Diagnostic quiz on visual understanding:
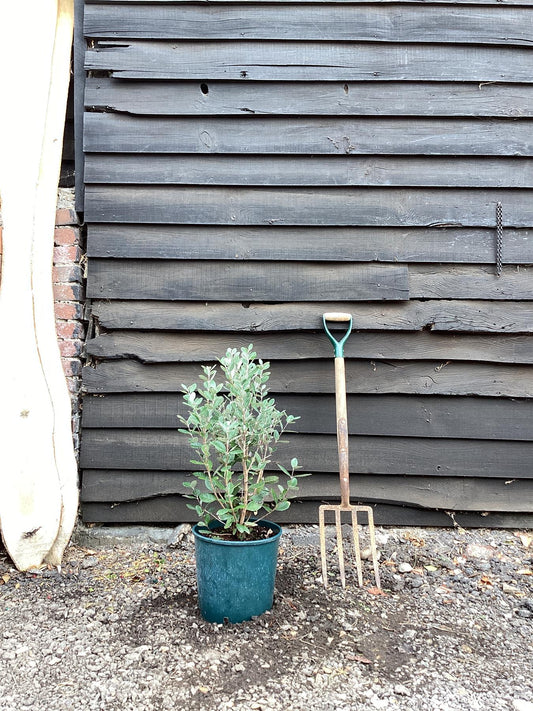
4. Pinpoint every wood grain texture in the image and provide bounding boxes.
[86,259,409,301]
[84,154,533,188]
[91,299,533,334]
[84,5,533,44]
[82,359,533,397]
[80,498,533,528]
[81,393,533,441]
[85,78,533,118]
[87,225,533,264]
[84,113,533,156]
[83,186,533,227]
[85,0,533,6]
[80,428,533,477]
[409,265,533,300]
[85,41,533,82]
[80,470,533,512]
[86,330,533,364]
